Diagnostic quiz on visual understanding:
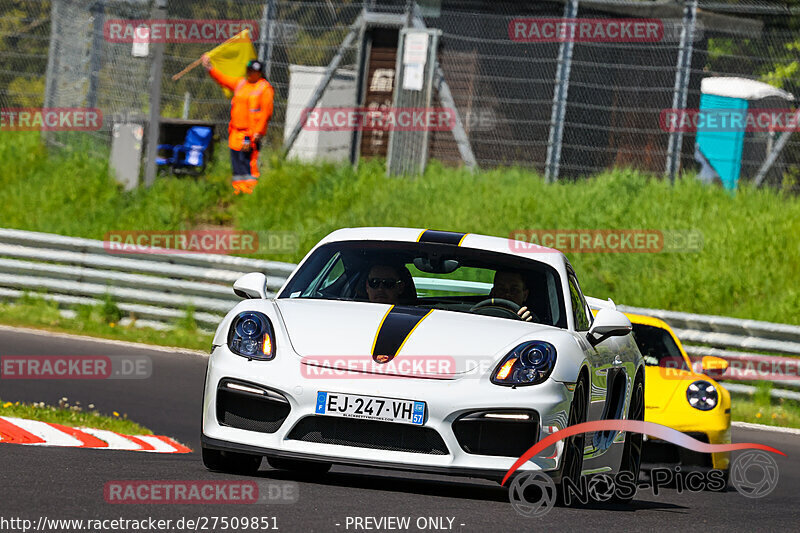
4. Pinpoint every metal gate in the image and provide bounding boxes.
[386,27,441,176]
